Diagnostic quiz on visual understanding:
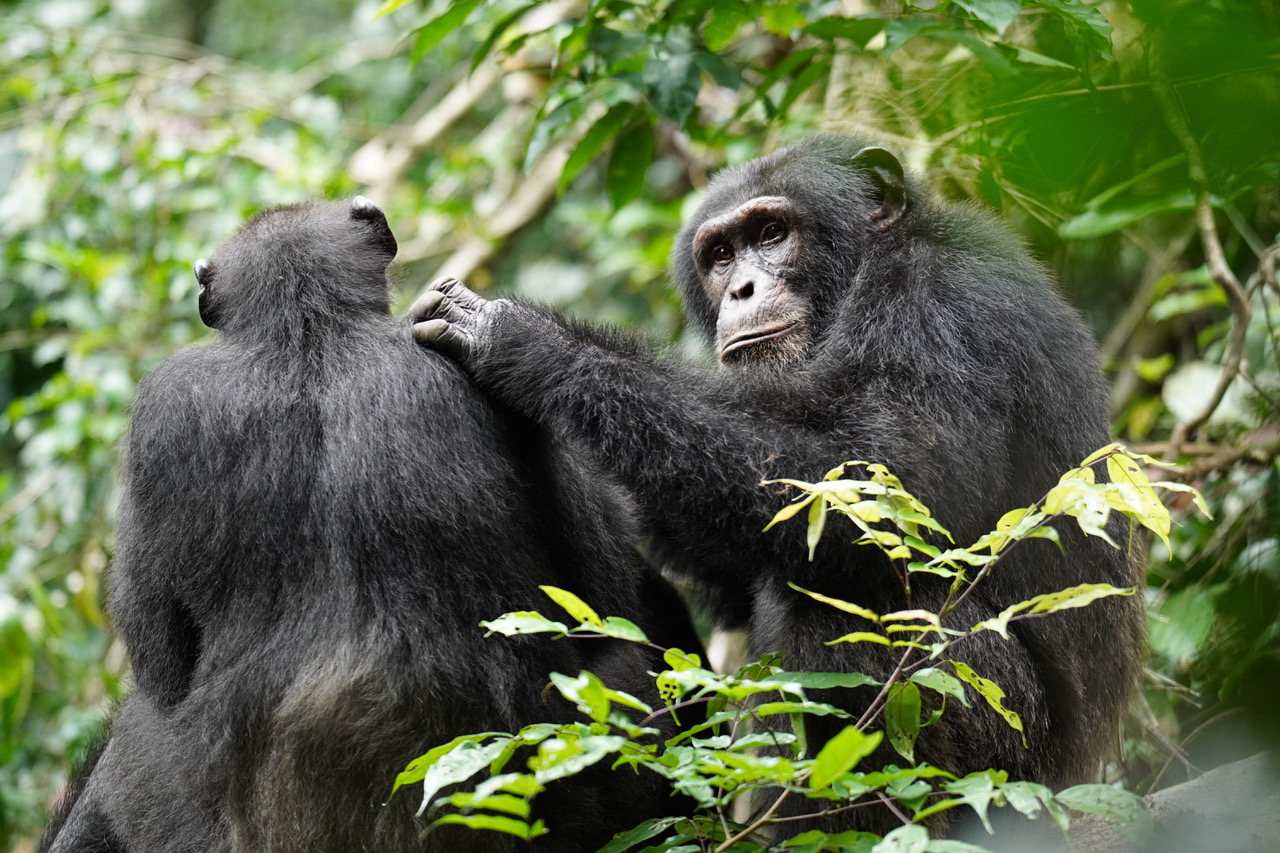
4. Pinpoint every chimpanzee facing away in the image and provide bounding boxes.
[410,135,1145,835]
[39,198,696,853]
